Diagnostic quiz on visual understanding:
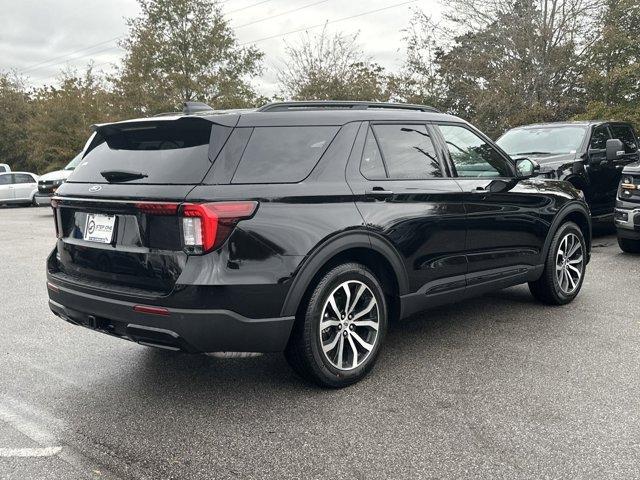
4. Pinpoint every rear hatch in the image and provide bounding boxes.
[50,116,233,295]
